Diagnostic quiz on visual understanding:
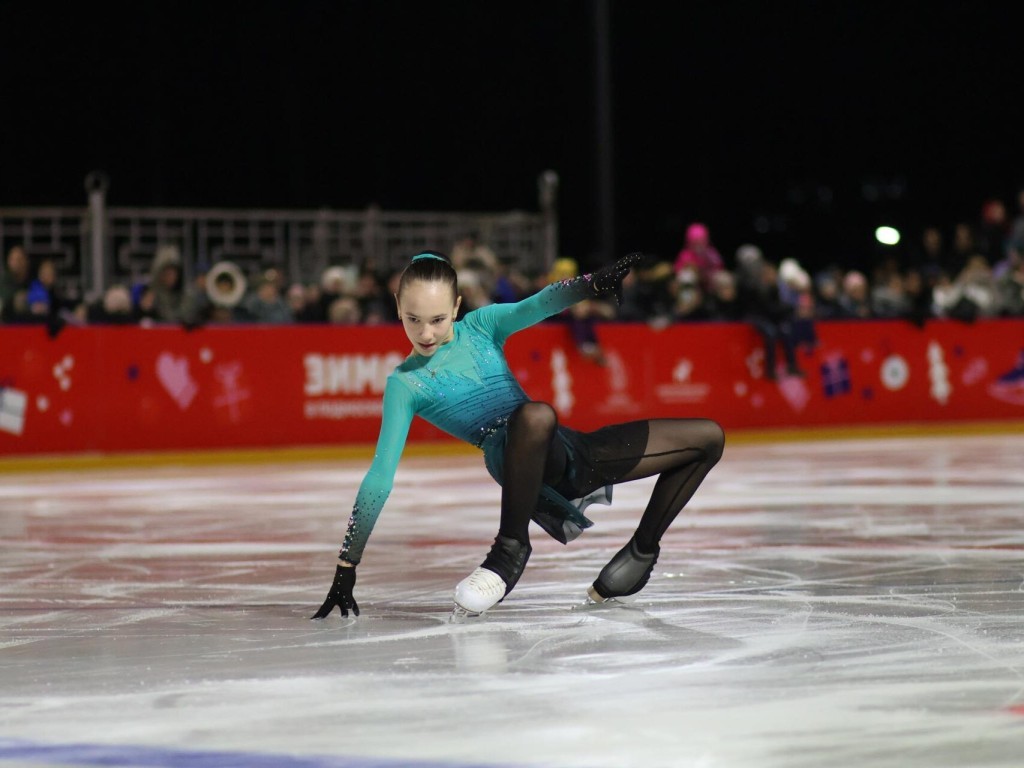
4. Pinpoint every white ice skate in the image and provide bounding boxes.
[451,534,531,620]
[452,567,506,618]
